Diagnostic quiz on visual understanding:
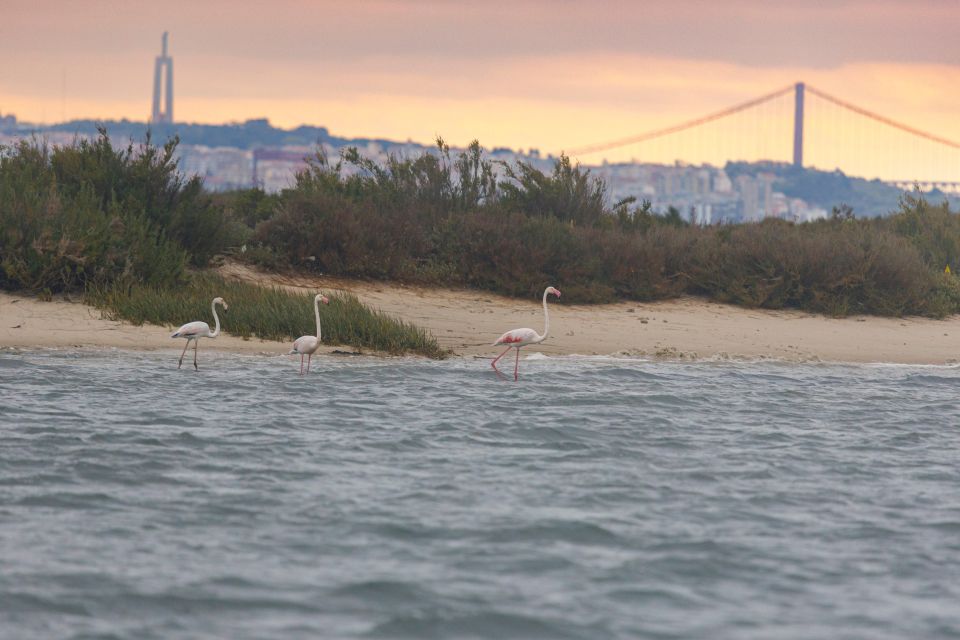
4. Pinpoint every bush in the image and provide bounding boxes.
[211,187,280,229]
[243,142,960,318]
[684,219,940,315]
[254,189,429,279]
[0,131,242,293]
[885,193,960,272]
[498,154,610,225]
[10,129,960,320]
[0,139,188,291]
